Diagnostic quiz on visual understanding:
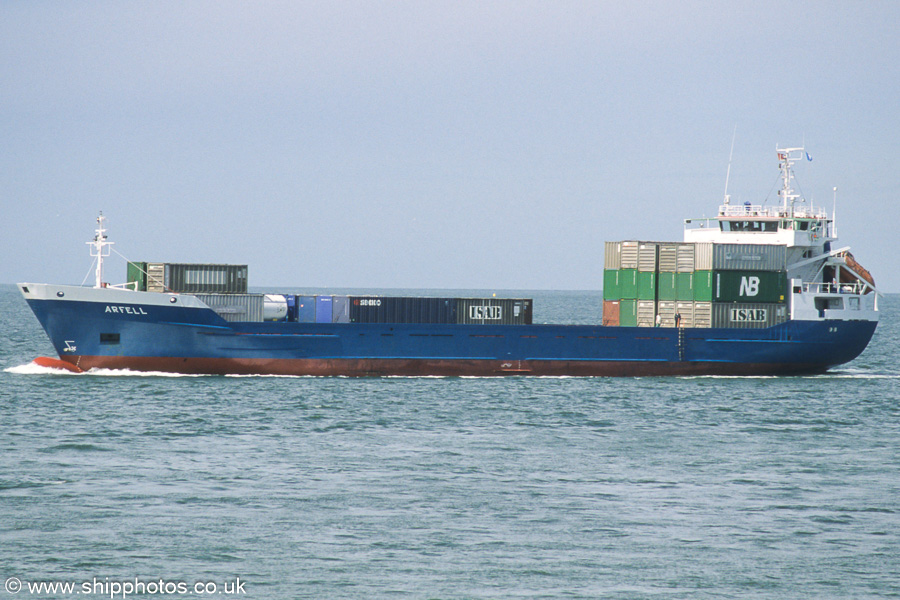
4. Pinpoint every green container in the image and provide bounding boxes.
[658,272,676,301]
[675,272,694,301]
[126,261,147,291]
[707,270,787,303]
[619,299,638,327]
[693,270,713,302]
[637,271,657,300]
[603,269,620,301]
[619,269,638,300]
